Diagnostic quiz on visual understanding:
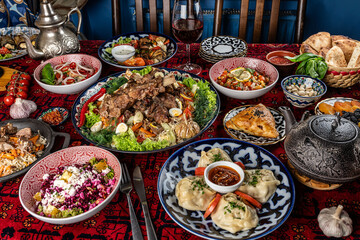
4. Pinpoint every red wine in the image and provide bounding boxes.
[172,19,203,44]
